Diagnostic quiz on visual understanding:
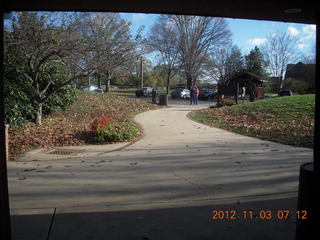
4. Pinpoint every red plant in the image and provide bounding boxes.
[91,118,112,132]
